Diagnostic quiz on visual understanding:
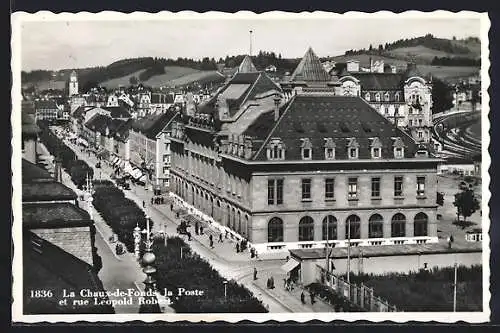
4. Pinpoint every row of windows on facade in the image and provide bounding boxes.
[267,176,426,204]
[267,213,429,242]
[267,140,406,161]
[364,92,423,103]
